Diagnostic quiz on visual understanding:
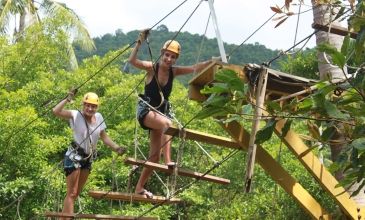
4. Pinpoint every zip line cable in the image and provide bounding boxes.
[2,0,189,151]
[4,1,328,218]
[78,3,354,219]
[2,28,60,90]
[0,160,64,215]
[1,1,190,216]
[136,147,242,219]
[27,155,123,220]
[268,7,351,65]
[227,8,280,57]
[8,1,210,218]
[84,6,352,217]
[290,2,302,75]
[126,1,206,189]
[149,0,188,30]
[74,0,203,151]
[228,6,313,58]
